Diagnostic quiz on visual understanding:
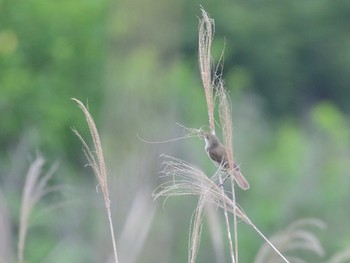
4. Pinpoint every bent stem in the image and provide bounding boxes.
[72,98,119,263]
[251,224,290,263]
